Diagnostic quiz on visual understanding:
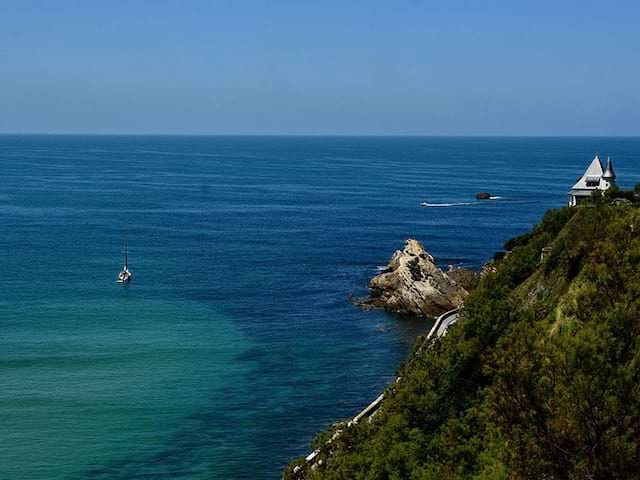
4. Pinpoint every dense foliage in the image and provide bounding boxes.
[286,202,640,480]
